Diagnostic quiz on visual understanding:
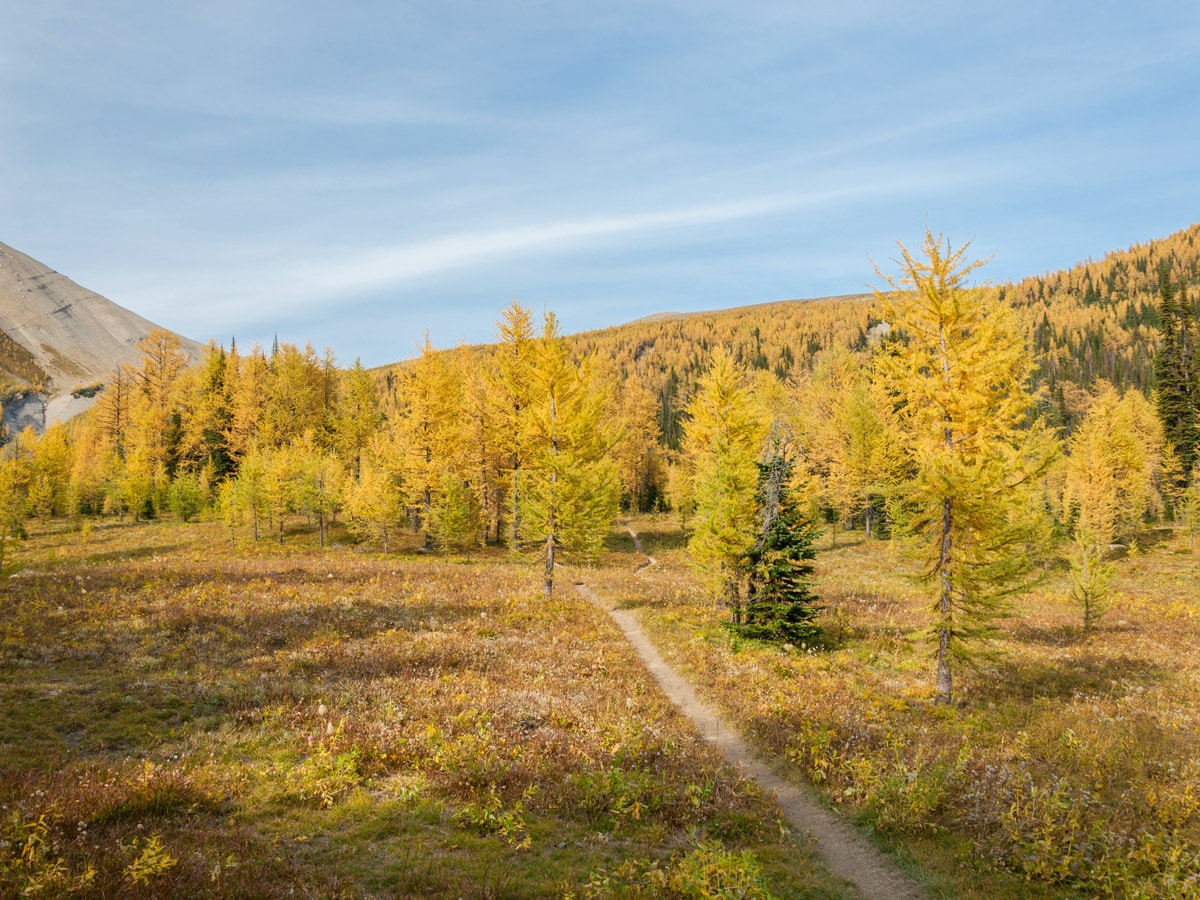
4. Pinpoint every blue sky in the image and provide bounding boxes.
[2,1,1199,365]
